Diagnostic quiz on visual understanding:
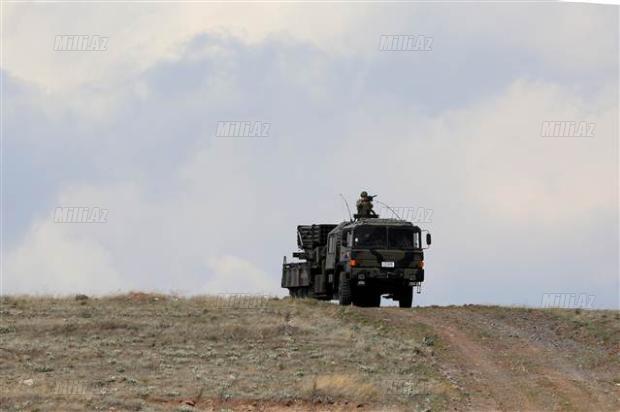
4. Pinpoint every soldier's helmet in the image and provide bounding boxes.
[360,191,368,198]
